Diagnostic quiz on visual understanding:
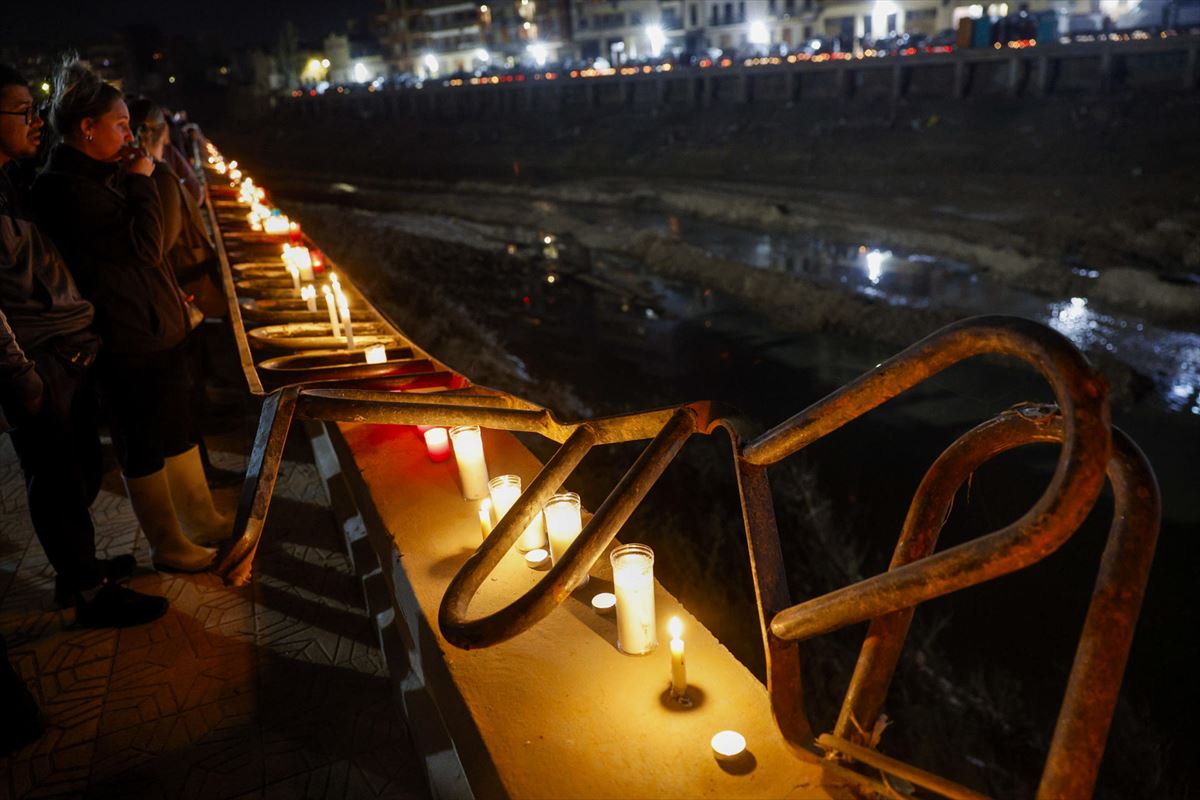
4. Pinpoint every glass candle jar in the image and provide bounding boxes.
[543,492,582,564]
[423,428,451,462]
[450,425,490,500]
[610,543,657,655]
[488,474,546,552]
